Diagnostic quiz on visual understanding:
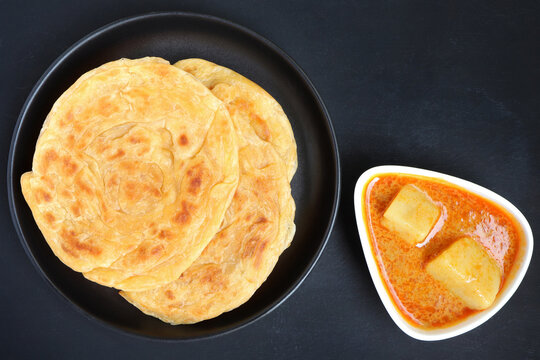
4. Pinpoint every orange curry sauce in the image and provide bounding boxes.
[363,174,521,328]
